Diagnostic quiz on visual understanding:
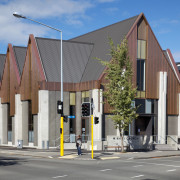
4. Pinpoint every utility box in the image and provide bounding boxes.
[17,140,23,149]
